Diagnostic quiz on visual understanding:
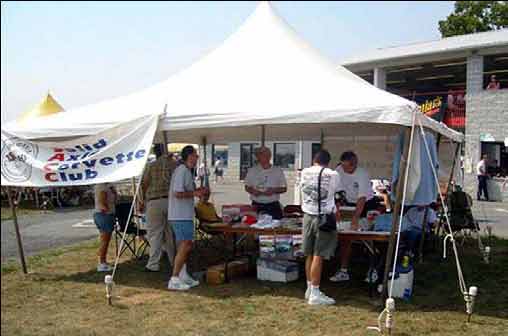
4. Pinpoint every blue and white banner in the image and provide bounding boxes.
[1,115,158,187]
